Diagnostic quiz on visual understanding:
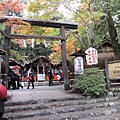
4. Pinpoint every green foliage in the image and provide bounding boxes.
[90,0,120,42]
[24,42,52,60]
[33,43,52,56]
[28,51,35,60]
[73,67,107,97]
[27,0,62,20]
